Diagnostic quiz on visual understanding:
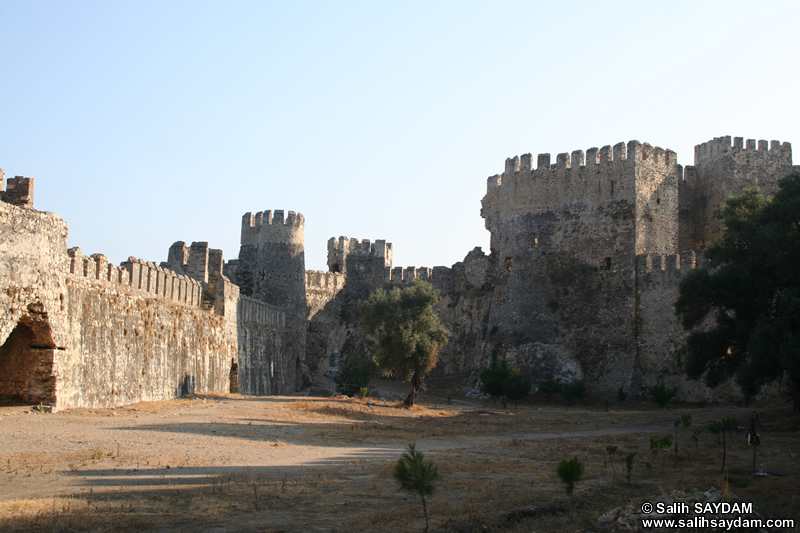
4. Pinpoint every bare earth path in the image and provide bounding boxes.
[1,394,797,532]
